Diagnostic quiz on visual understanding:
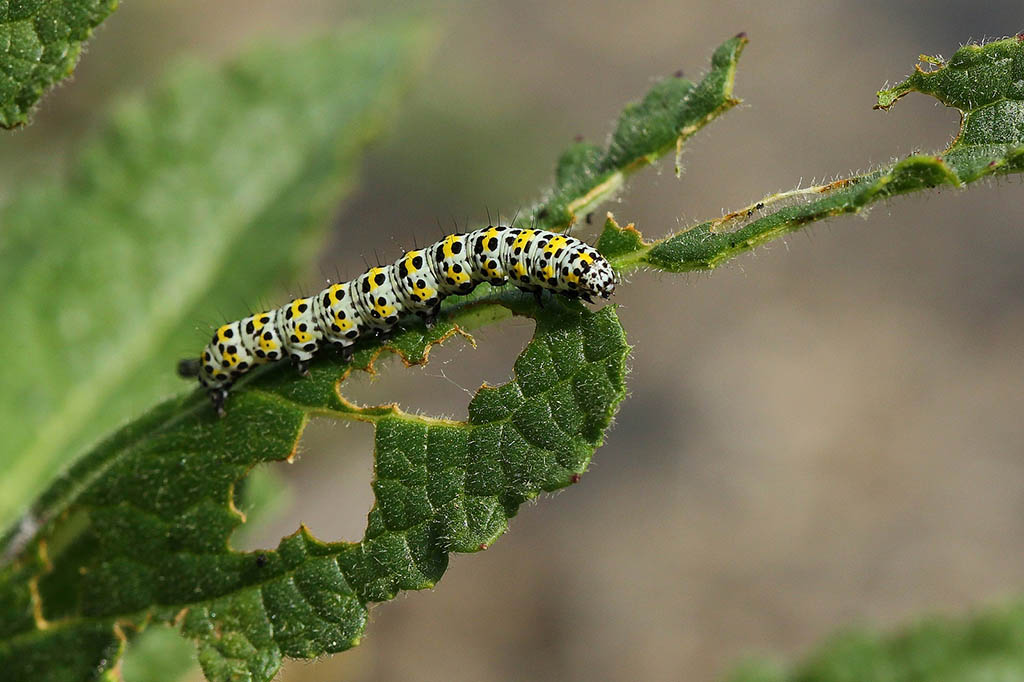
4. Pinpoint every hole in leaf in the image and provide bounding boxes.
[338,318,534,420]
[230,419,376,549]
[230,312,535,549]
